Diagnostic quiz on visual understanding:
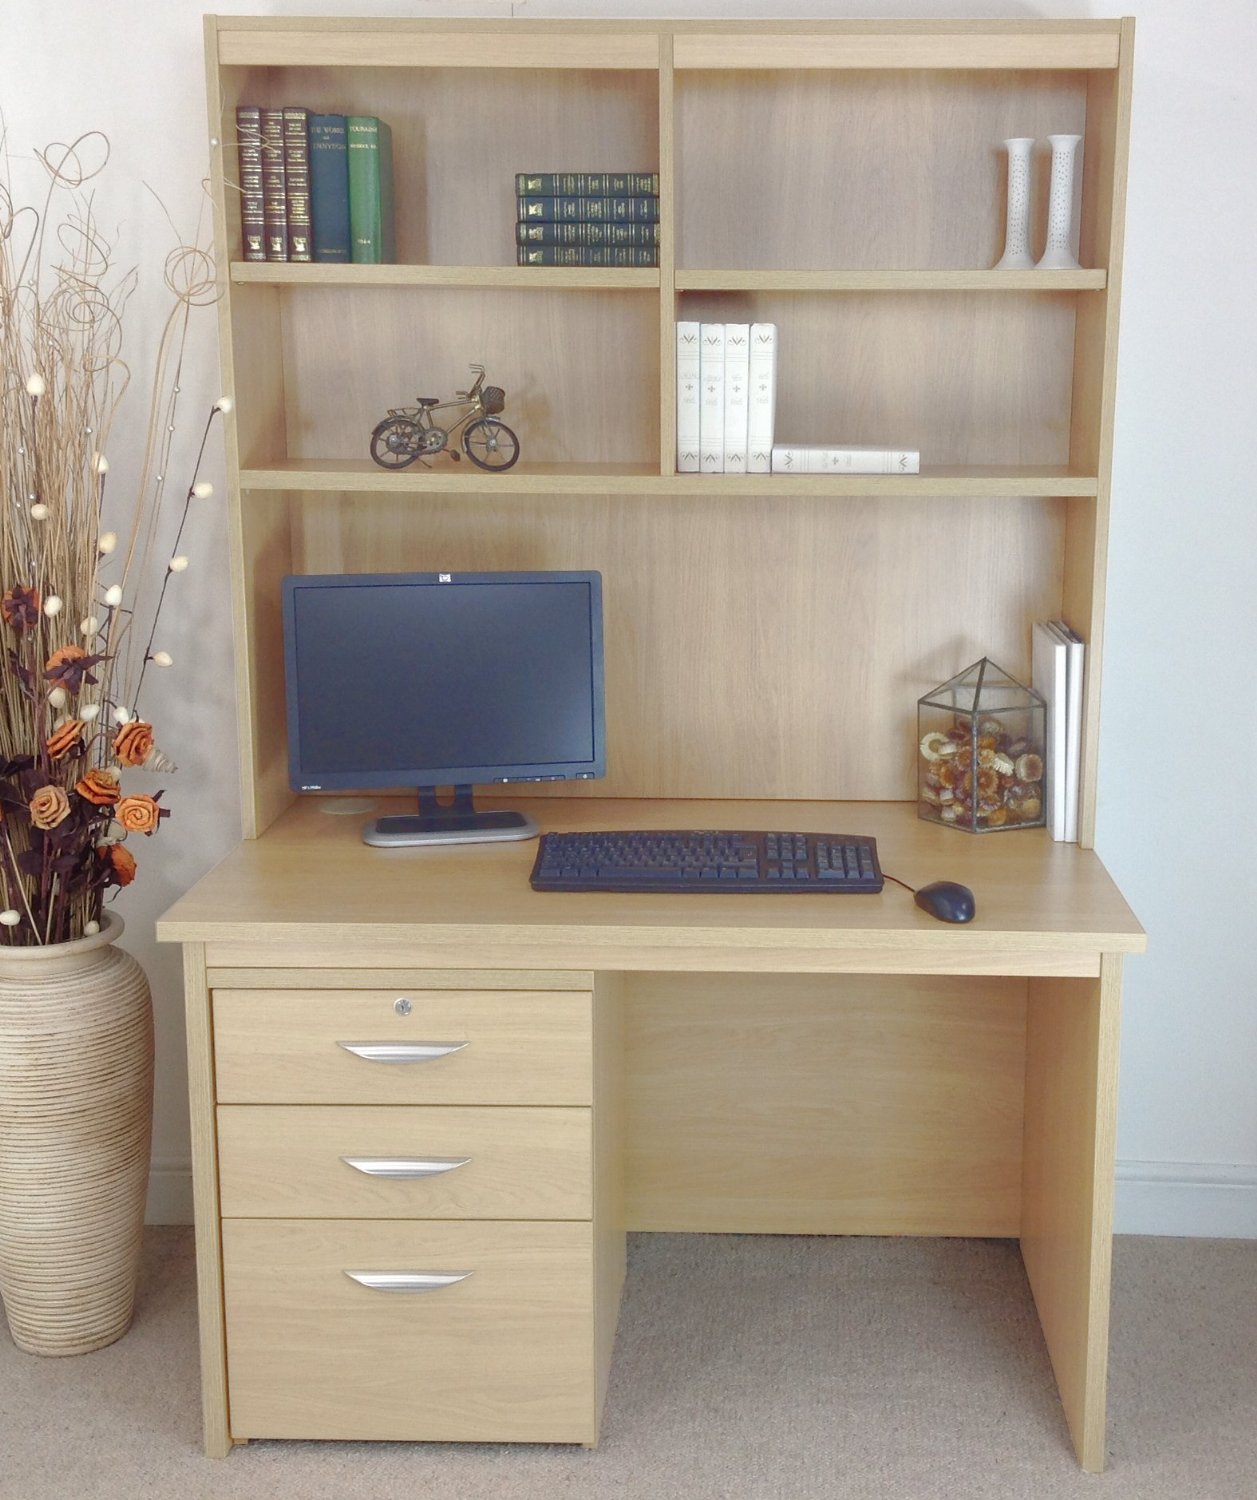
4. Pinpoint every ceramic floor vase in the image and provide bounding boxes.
[0,913,153,1355]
